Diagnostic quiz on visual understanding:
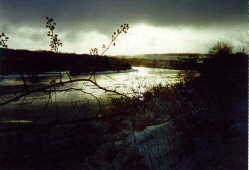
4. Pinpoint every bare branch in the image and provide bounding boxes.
[89,24,129,56]
[0,78,128,106]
